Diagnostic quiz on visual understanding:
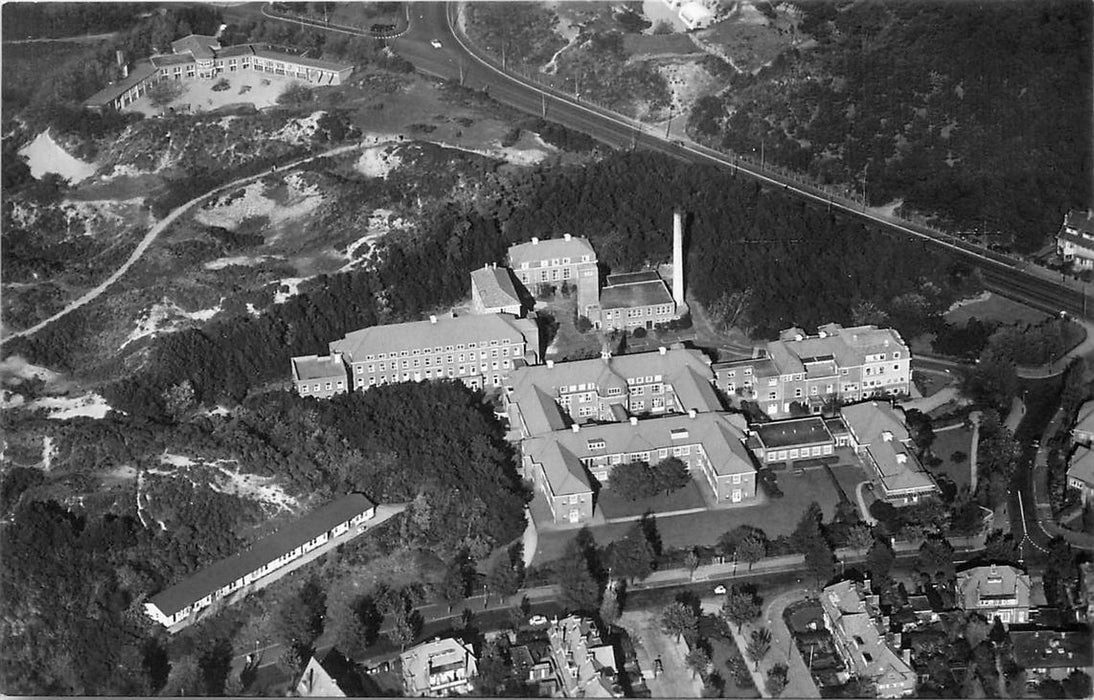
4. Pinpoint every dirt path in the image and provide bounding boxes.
[1,142,365,344]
